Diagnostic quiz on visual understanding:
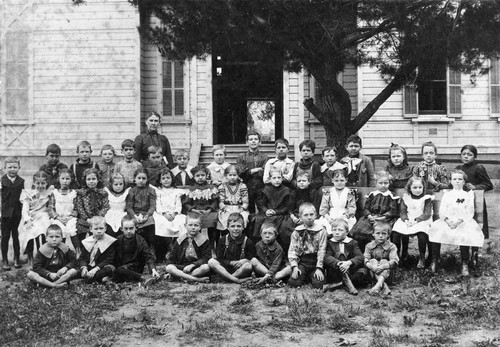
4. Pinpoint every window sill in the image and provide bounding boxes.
[411,116,455,123]
[163,119,192,125]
